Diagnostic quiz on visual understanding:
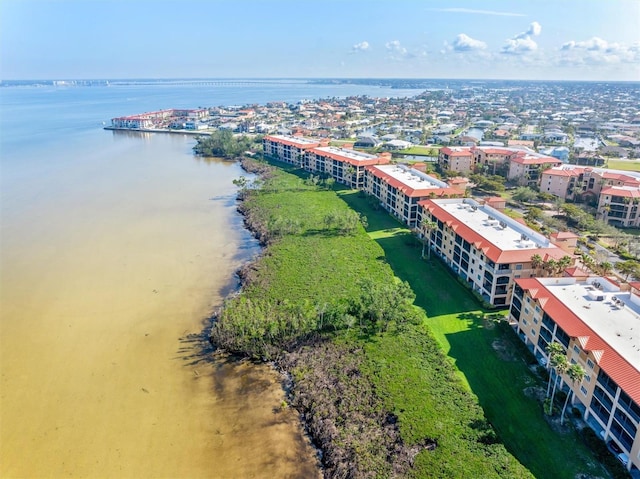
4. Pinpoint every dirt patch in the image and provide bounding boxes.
[482,318,496,330]
[491,338,518,361]
[523,386,546,402]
